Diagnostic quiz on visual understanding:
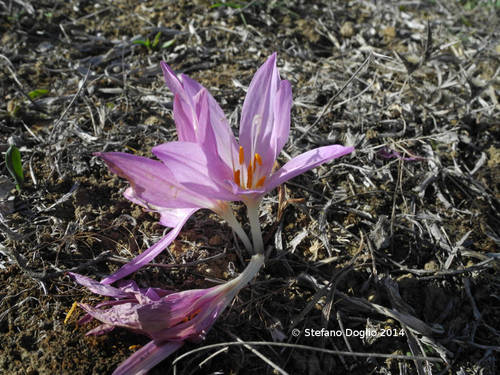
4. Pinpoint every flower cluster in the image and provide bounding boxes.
[69,53,353,374]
